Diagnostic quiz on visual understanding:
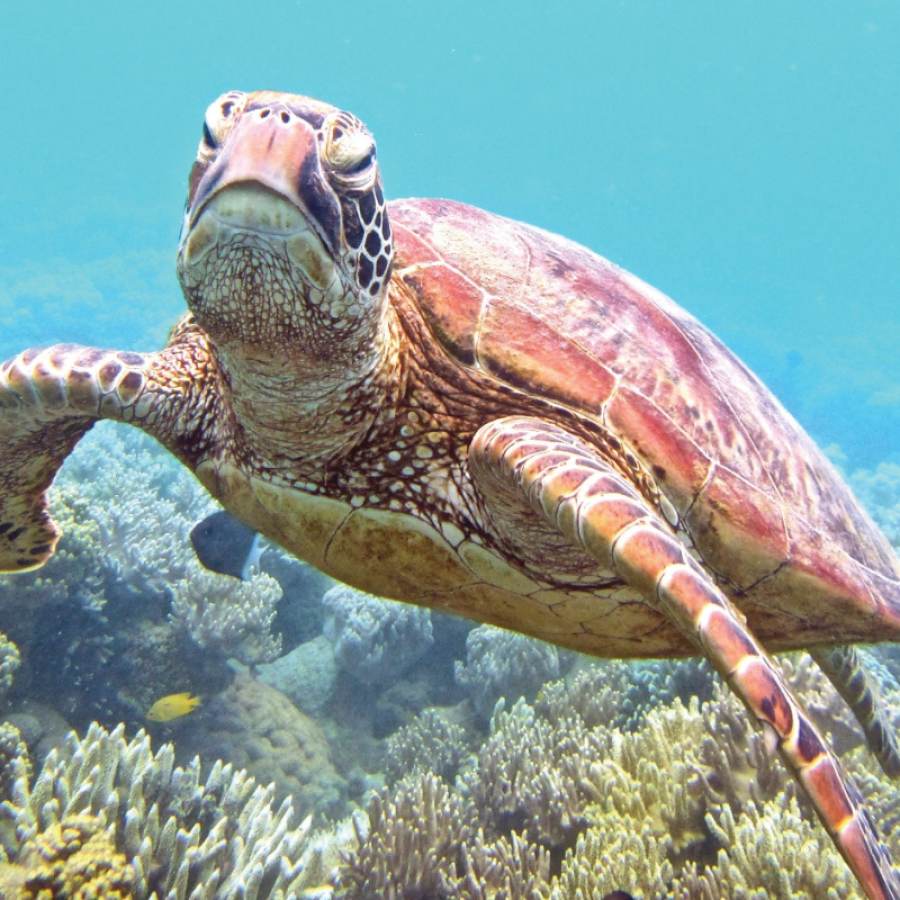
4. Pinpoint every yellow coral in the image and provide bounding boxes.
[16,813,134,900]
